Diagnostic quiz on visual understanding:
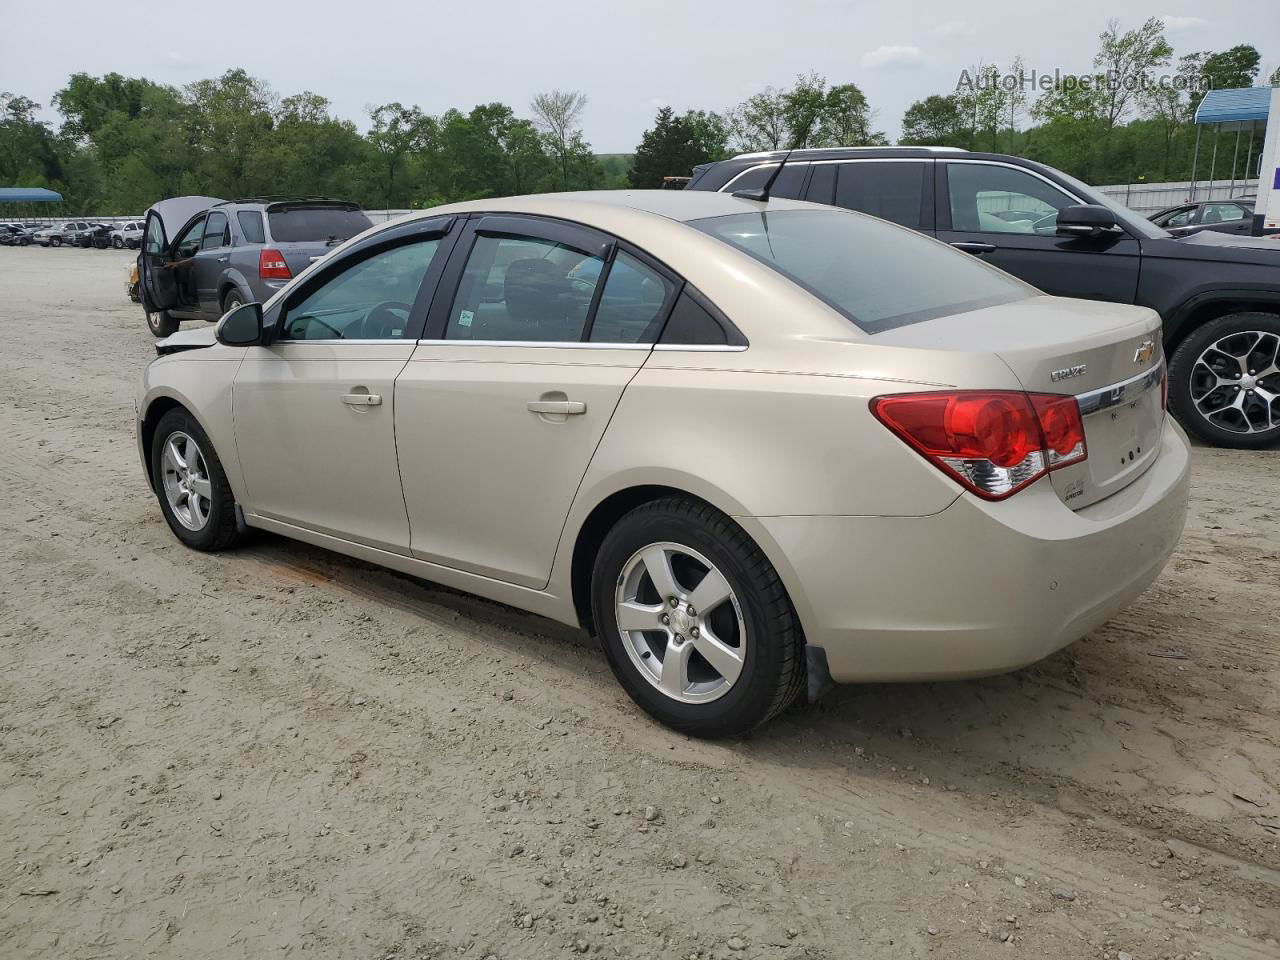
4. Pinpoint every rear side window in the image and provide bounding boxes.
[690,209,1030,333]
[267,206,371,243]
[723,164,806,199]
[588,252,674,344]
[834,162,925,229]
[659,291,734,346]
[806,164,837,205]
[237,211,265,244]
